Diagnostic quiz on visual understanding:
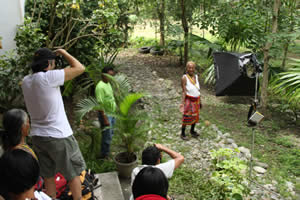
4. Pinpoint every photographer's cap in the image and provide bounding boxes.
[33,48,56,61]
[31,48,56,73]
